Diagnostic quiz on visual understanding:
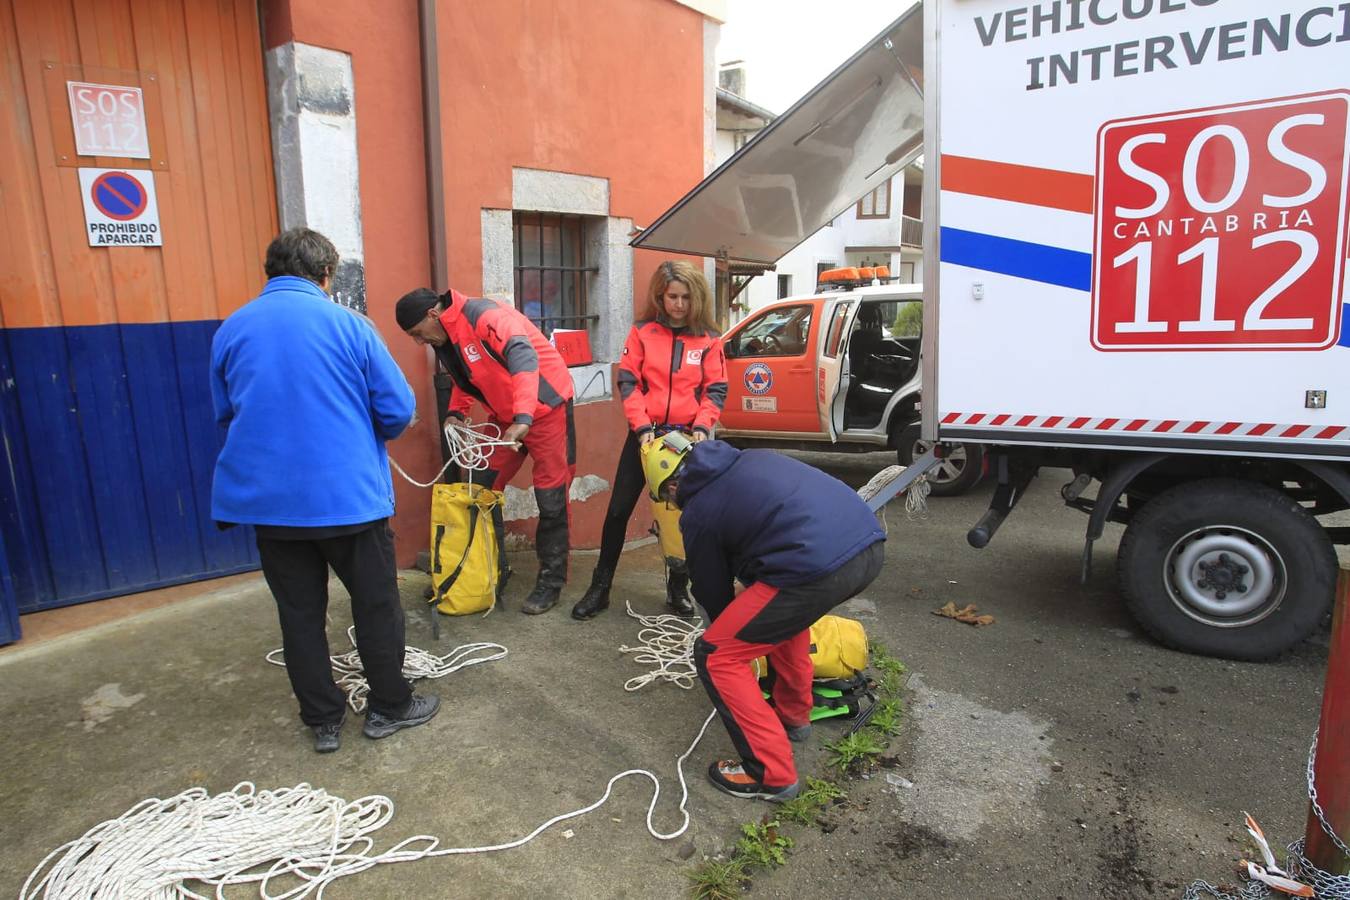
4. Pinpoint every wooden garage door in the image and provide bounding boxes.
[0,0,277,621]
